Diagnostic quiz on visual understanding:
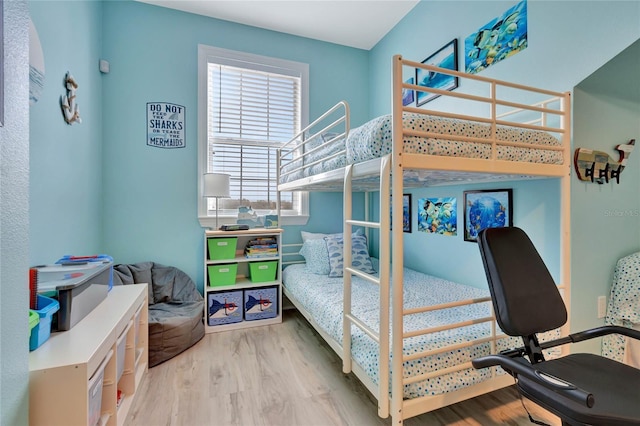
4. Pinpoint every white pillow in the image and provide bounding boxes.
[301,228,363,243]
[301,231,329,242]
